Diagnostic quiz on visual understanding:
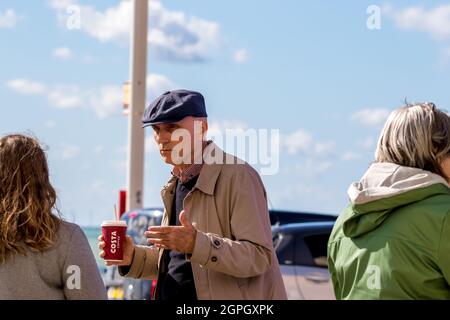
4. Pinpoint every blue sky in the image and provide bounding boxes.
[1,0,450,226]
